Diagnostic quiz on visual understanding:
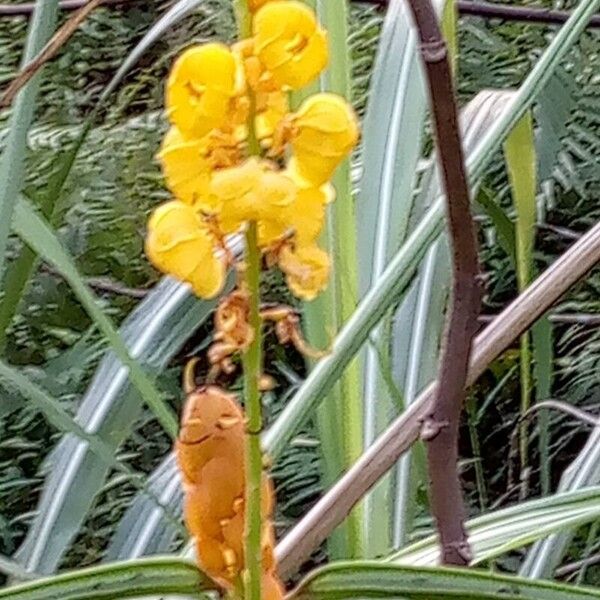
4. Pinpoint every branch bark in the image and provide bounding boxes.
[358,0,600,29]
[404,0,480,567]
[0,0,129,17]
[276,219,600,578]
